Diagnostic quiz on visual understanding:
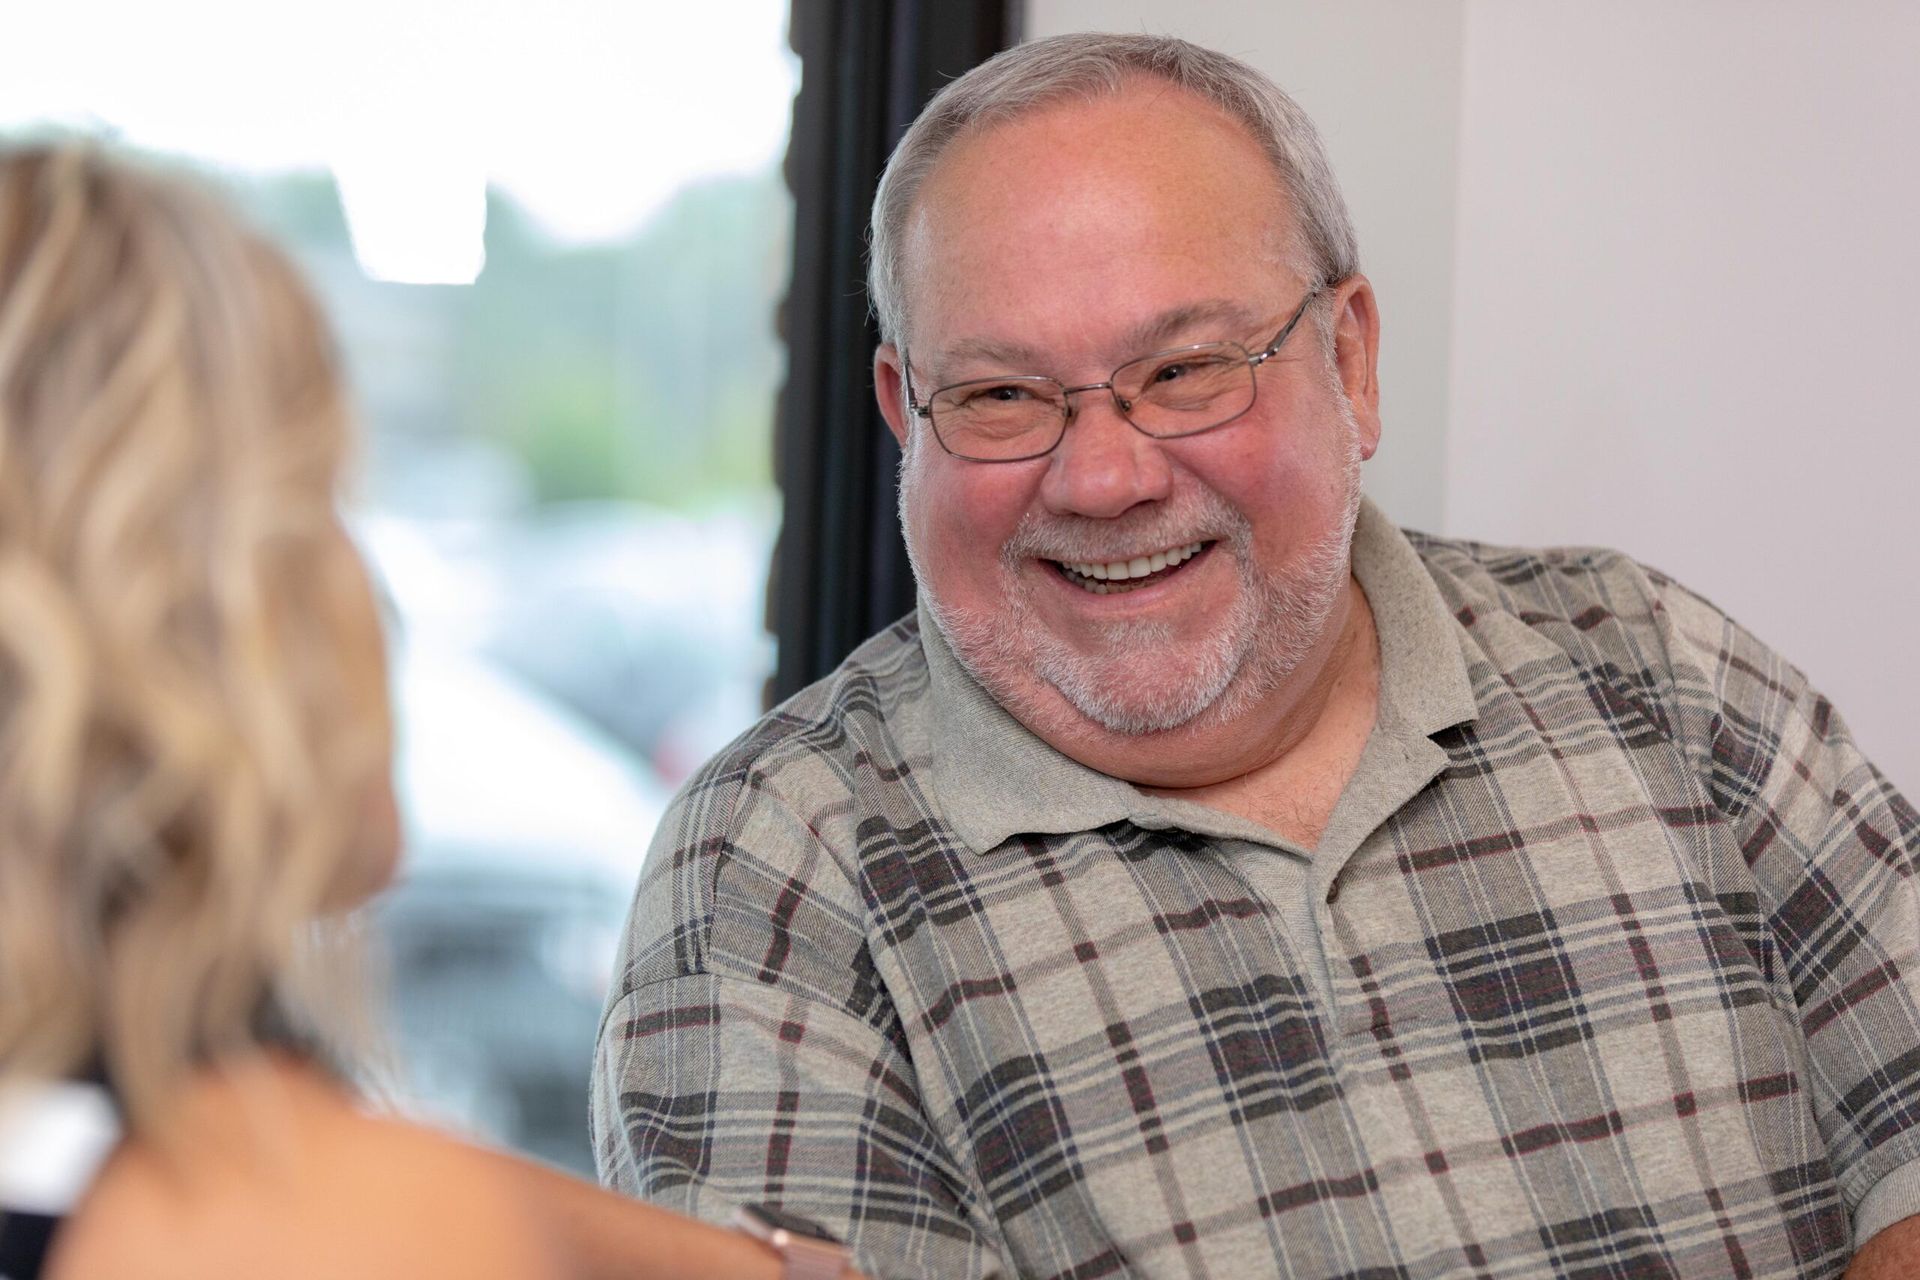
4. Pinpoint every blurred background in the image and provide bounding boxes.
[2,0,795,1173]
[3,0,1914,1179]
